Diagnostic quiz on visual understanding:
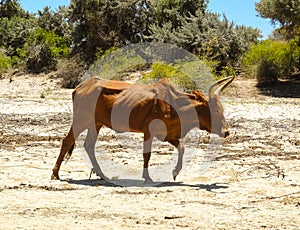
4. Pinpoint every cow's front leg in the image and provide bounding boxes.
[169,139,185,181]
[142,136,154,183]
[84,126,108,180]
